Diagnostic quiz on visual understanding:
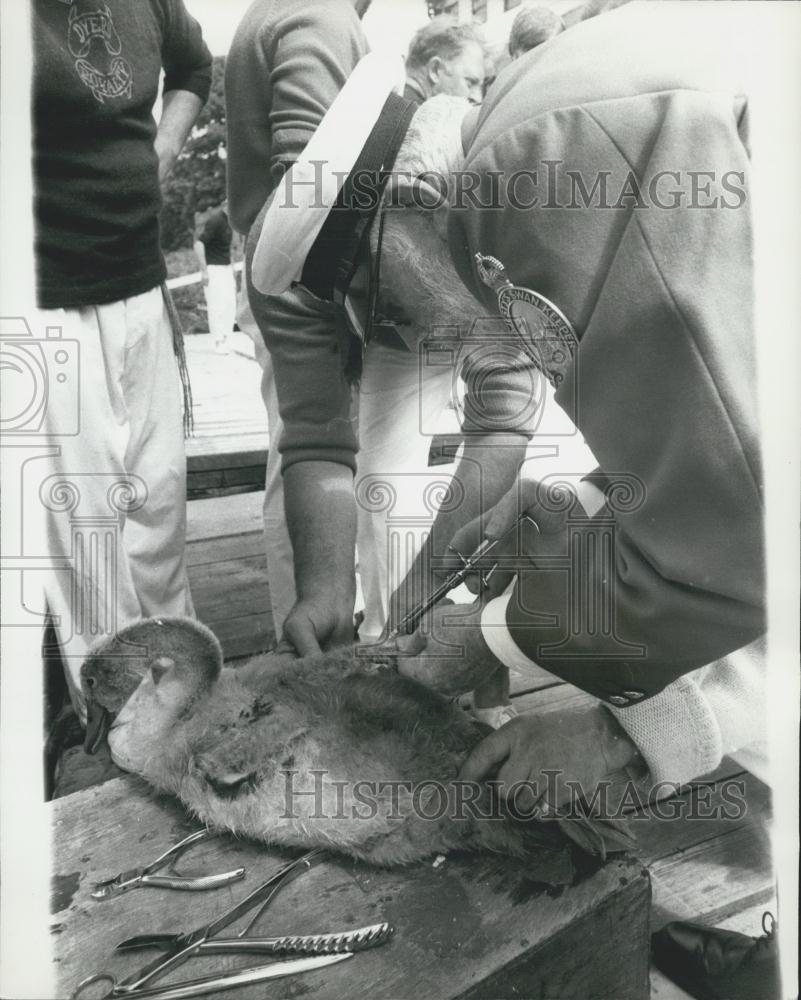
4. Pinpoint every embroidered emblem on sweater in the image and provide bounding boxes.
[475,253,578,388]
[67,4,132,103]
